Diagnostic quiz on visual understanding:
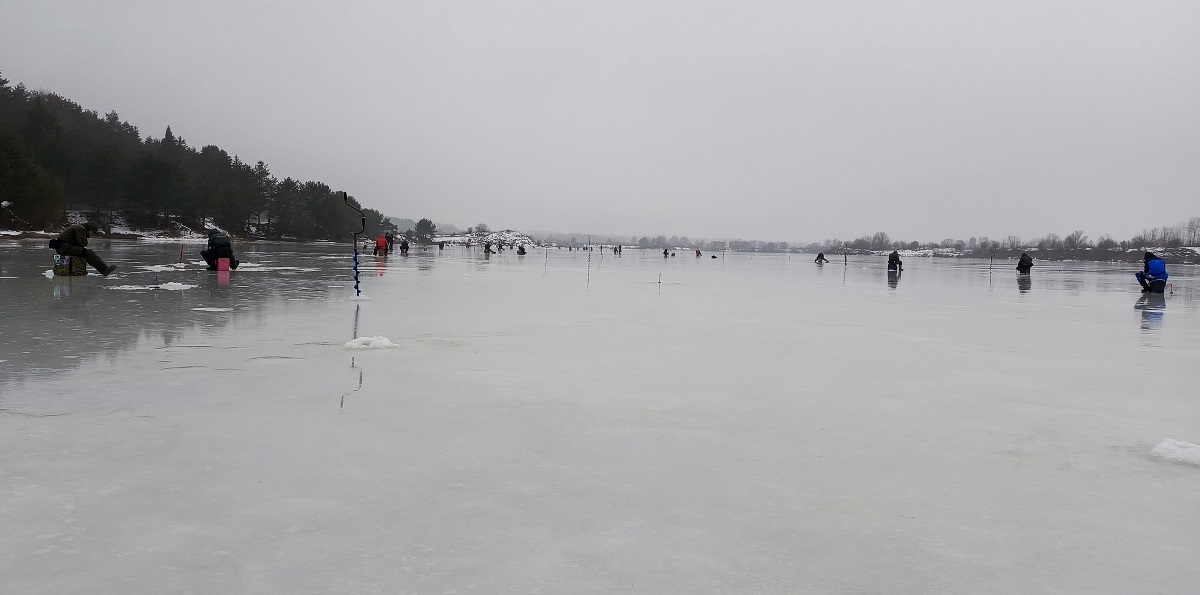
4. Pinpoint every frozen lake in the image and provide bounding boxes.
[2,239,1199,594]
